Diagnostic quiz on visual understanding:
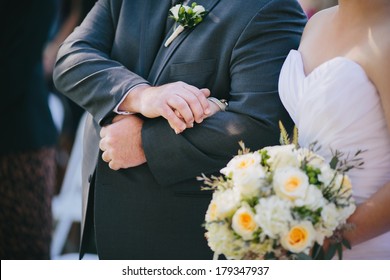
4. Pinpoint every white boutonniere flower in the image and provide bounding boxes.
[164,2,207,47]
